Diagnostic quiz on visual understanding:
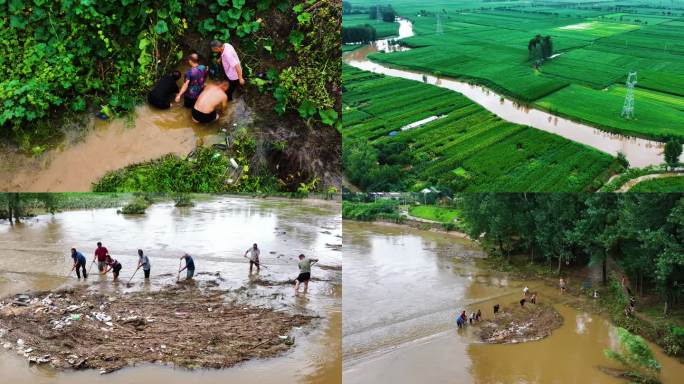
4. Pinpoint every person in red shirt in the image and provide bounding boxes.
[93,242,109,272]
